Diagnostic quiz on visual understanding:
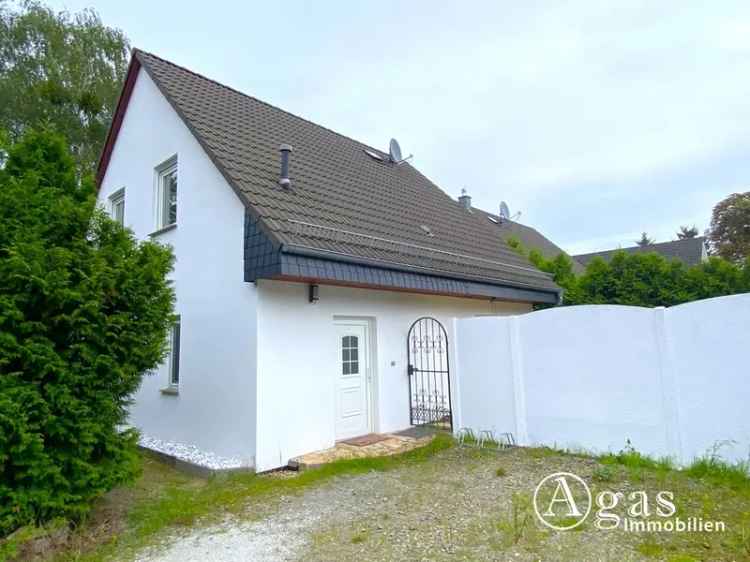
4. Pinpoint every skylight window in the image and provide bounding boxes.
[363,149,384,162]
[488,216,499,224]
